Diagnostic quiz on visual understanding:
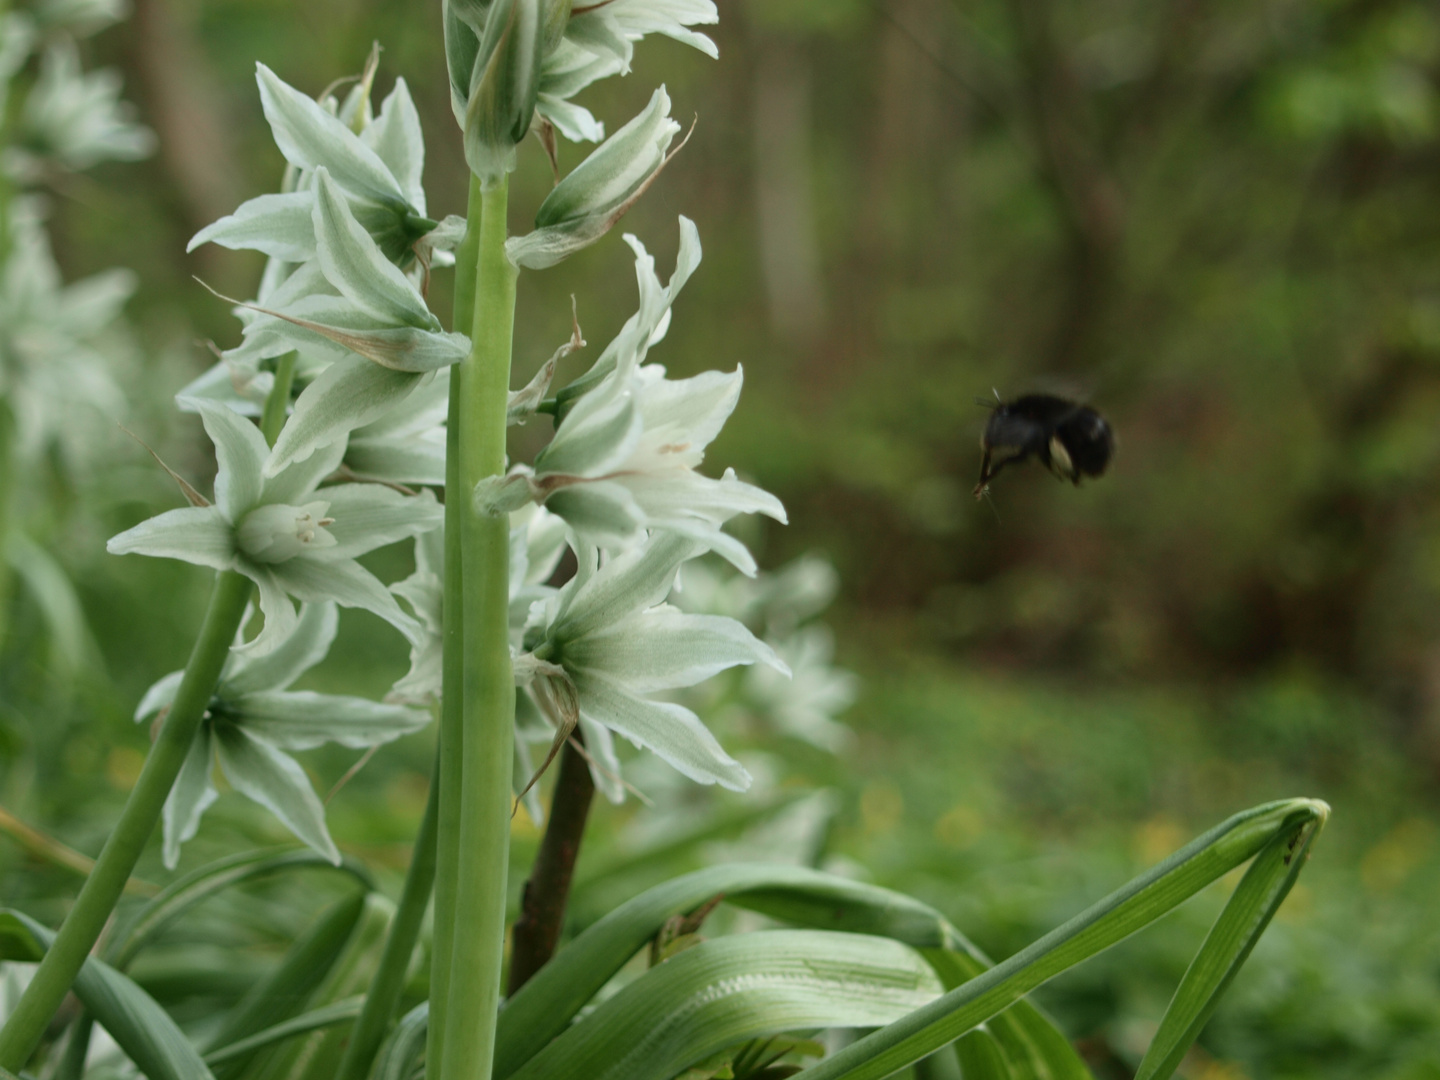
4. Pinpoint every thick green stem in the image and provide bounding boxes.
[439,176,516,1080]
[0,569,252,1071]
[260,352,298,447]
[333,753,441,1080]
[428,173,482,1079]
